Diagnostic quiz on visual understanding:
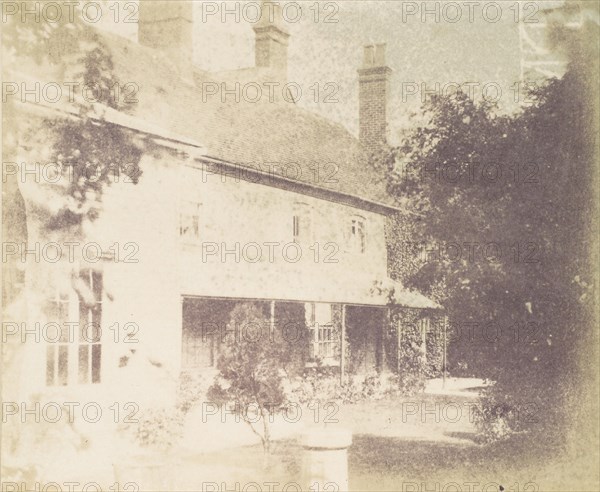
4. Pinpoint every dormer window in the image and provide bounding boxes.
[293,202,313,244]
[180,201,201,241]
[348,215,367,253]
